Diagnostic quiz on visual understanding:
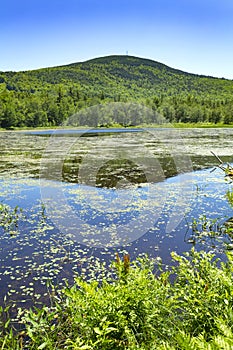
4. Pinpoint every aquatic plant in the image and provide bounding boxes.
[0,203,22,235]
